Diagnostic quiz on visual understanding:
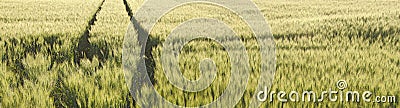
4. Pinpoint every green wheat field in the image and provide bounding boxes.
[0,0,399,107]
